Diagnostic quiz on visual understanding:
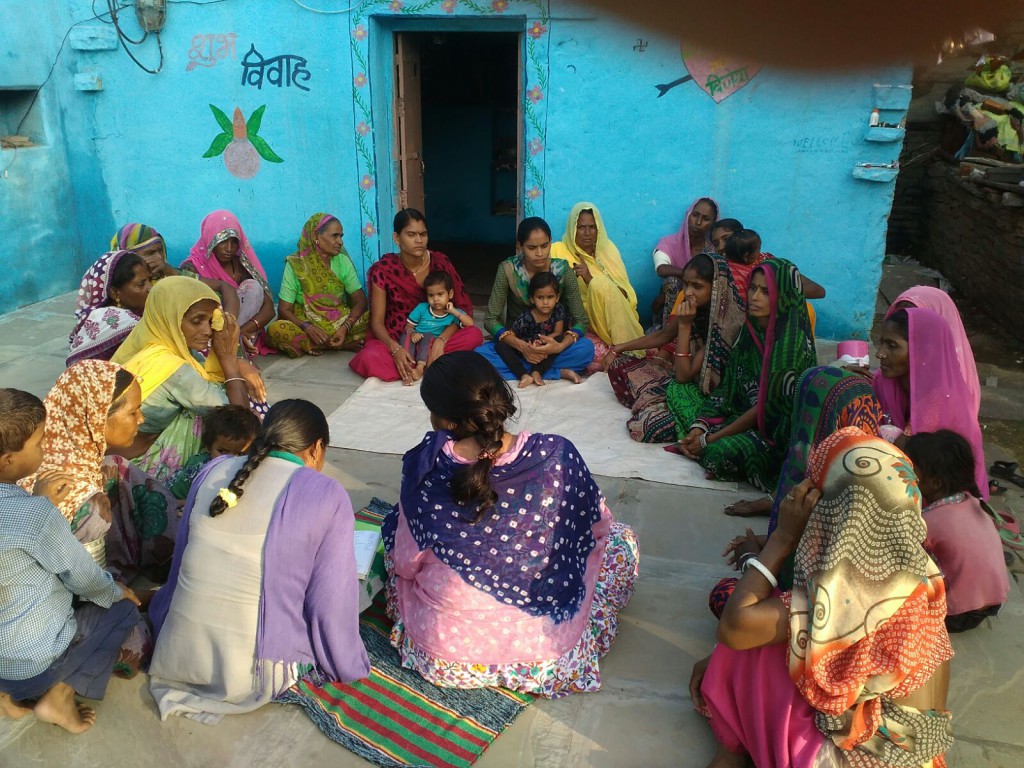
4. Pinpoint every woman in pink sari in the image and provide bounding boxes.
[874,307,989,499]
[886,286,980,414]
[180,211,276,356]
[651,197,718,327]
